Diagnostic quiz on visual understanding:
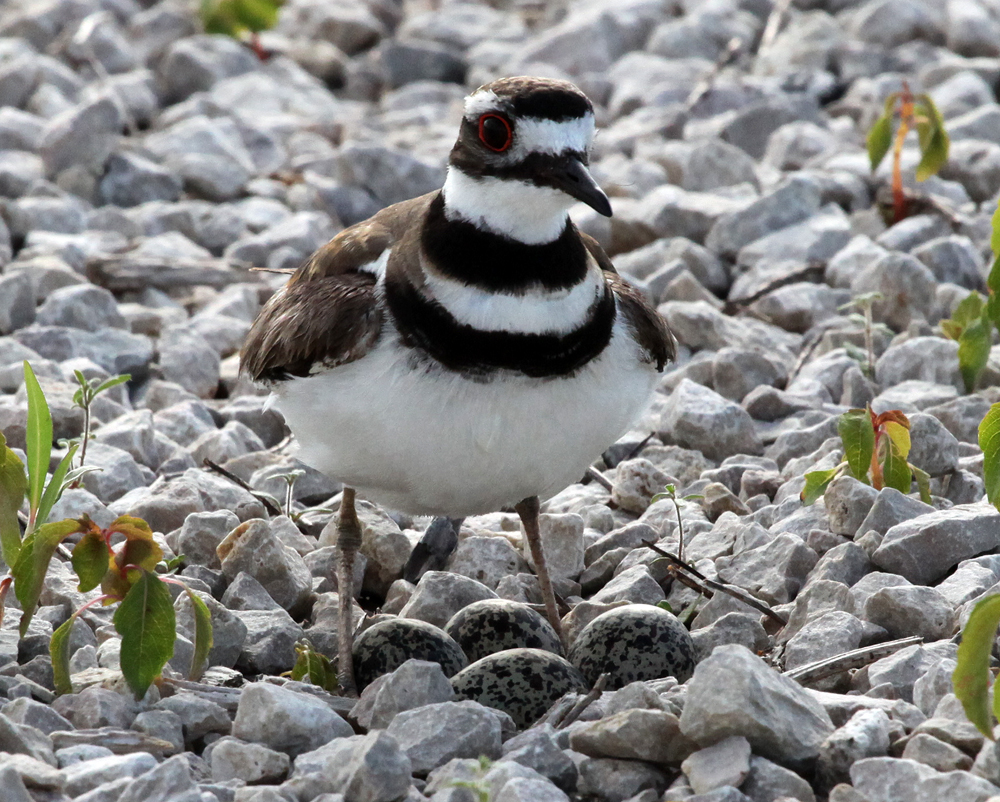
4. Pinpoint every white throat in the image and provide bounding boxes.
[441,167,575,245]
